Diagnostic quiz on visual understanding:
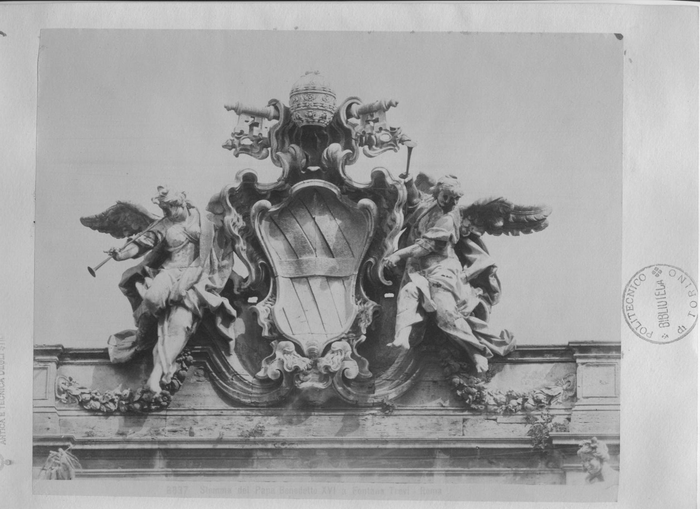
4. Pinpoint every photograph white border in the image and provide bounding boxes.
[0,3,697,508]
